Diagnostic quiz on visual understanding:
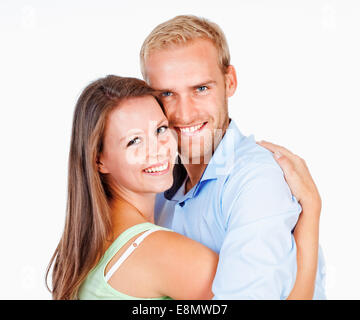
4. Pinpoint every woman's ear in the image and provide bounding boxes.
[224,65,237,98]
[97,157,109,174]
